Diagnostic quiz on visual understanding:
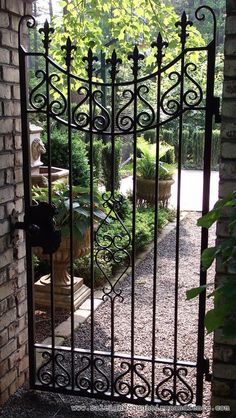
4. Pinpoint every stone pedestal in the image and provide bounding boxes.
[34,275,90,310]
